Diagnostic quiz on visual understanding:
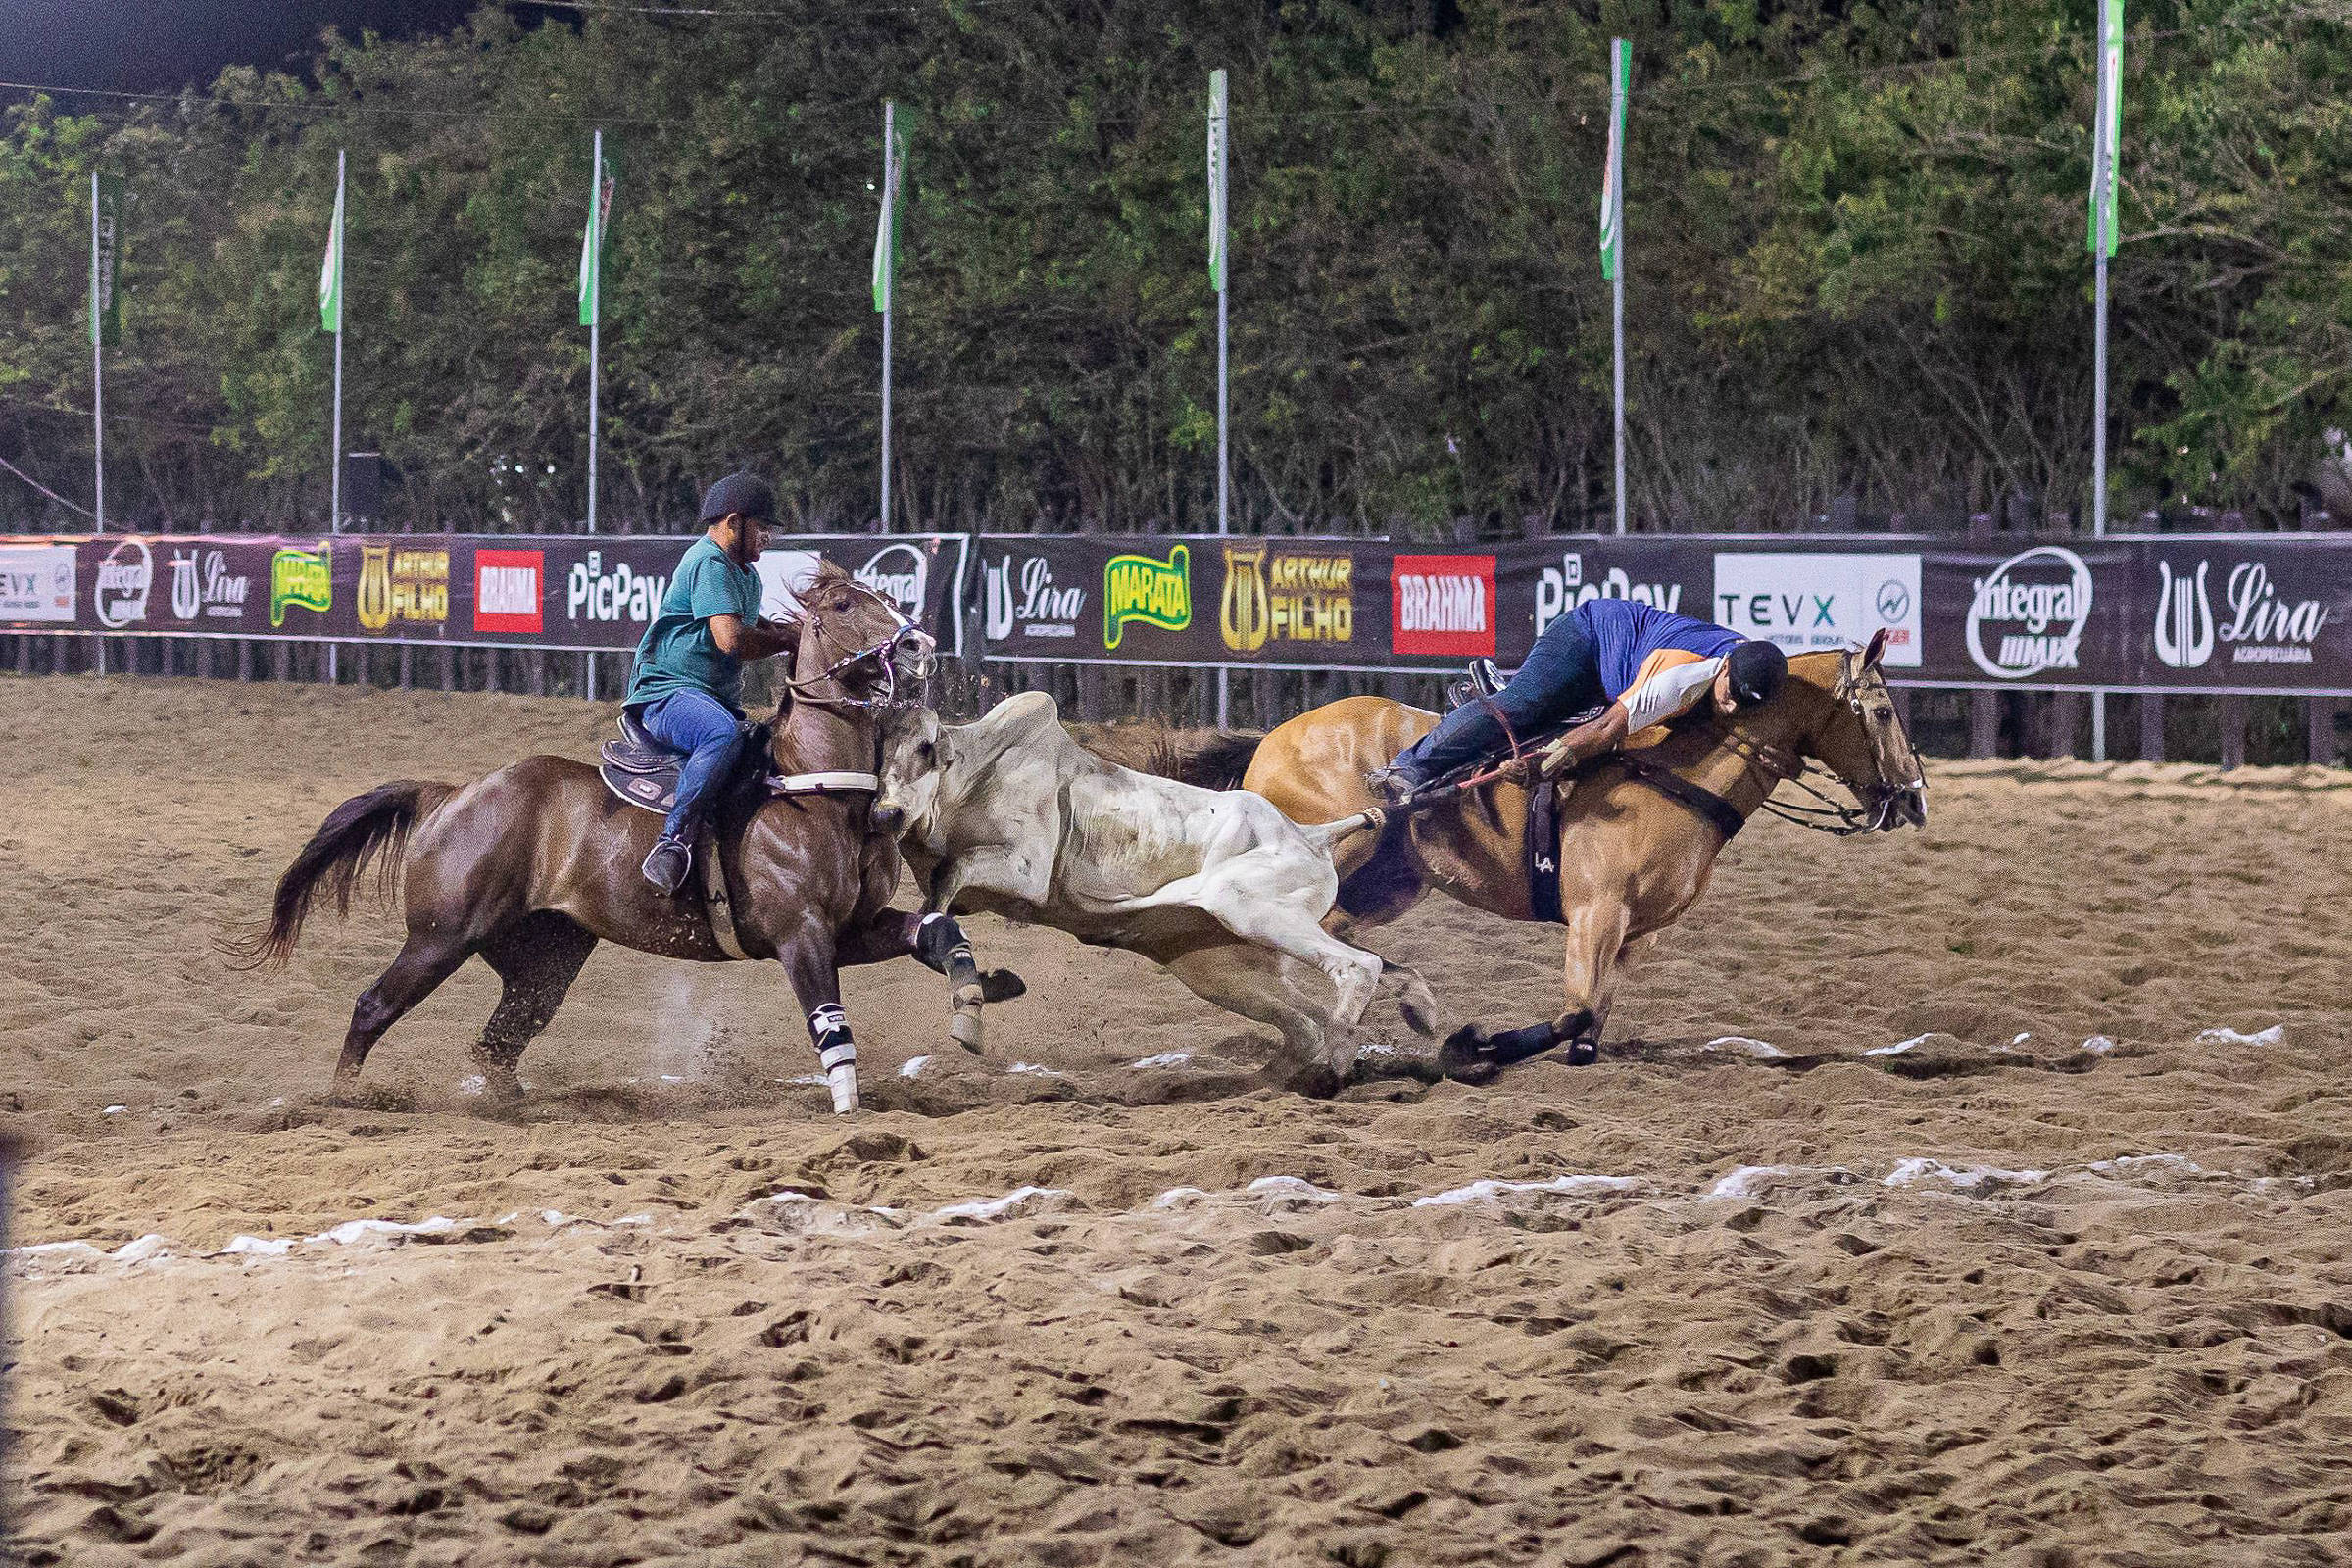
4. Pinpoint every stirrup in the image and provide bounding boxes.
[641,835,692,896]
